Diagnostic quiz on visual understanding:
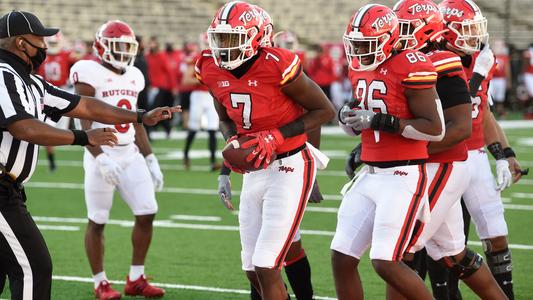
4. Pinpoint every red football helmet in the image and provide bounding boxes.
[393,0,444,50]
[254,5,274,47]
[343,4,399,71]
[207,1,264,70]
[272,31,299,51]
[94,20,138,70]
[45,32,64,55]
[439,0,488,54]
